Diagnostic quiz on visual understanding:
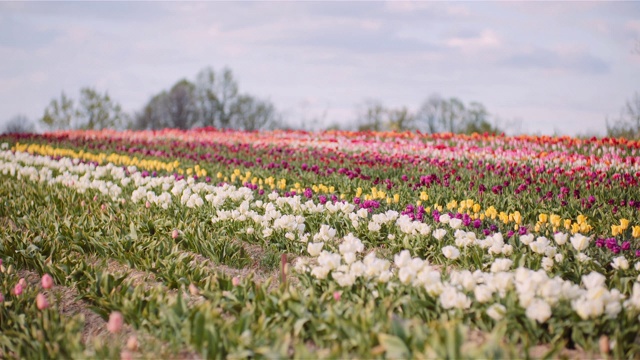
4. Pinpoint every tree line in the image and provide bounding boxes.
[355,96,502,134]
[34,67,281,132]
[2,65,638,139]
